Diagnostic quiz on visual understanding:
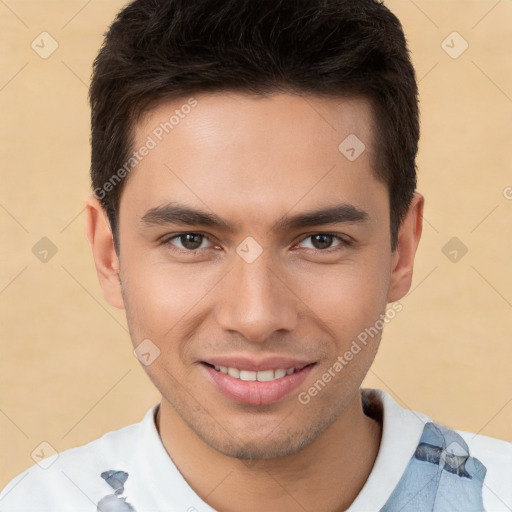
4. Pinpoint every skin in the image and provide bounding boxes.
[85,91,424,512]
